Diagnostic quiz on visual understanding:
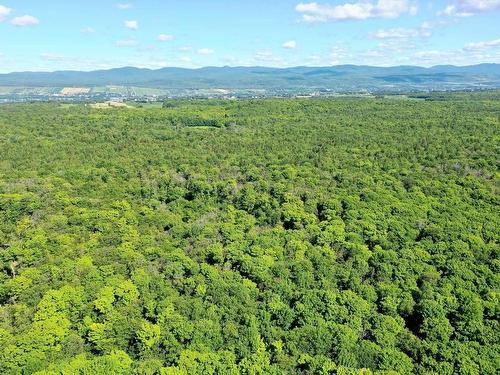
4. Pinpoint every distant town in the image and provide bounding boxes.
[0,86,371,103]
[1,85,495,104]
